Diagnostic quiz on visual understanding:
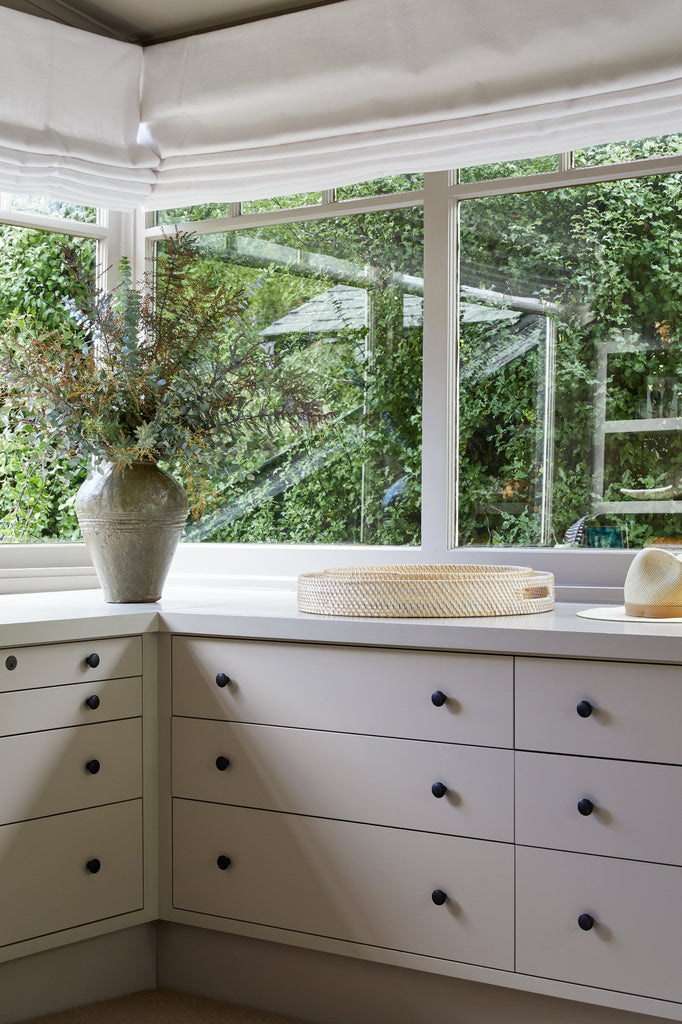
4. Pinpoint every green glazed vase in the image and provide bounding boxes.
[75,461,188,603]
